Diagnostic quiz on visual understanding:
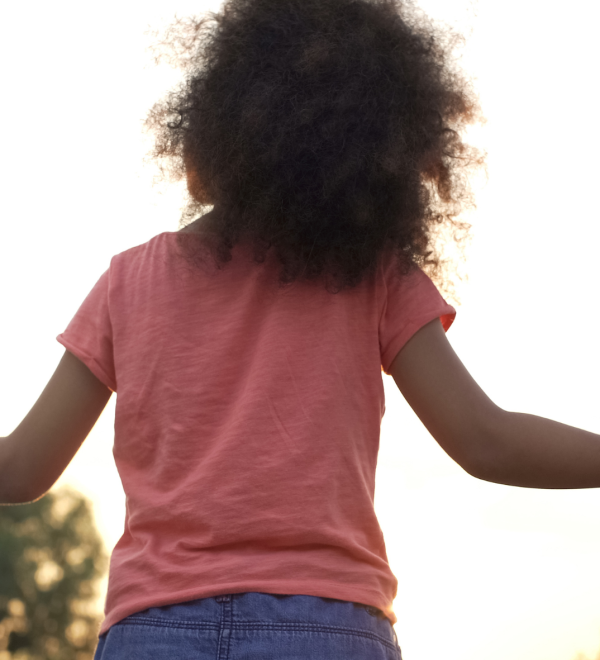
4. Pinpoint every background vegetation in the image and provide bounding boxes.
[0,487,108,660]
